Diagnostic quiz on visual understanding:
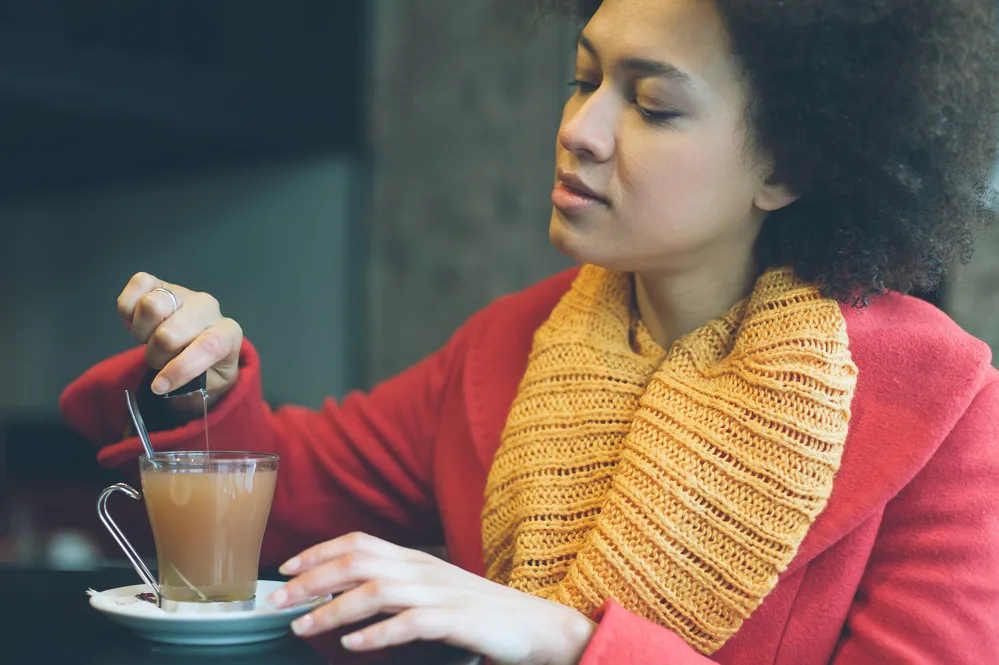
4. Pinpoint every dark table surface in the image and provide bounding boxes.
[0,565,481,665]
